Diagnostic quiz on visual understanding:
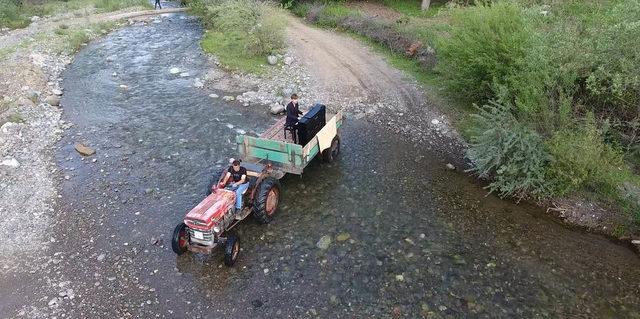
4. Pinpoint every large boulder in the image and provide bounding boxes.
[269,103,285,115]
[267,55,278,65]
[26,91,39,104]
[74,143,96,156]
[44,95,60,107]
[283,56,293,65]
